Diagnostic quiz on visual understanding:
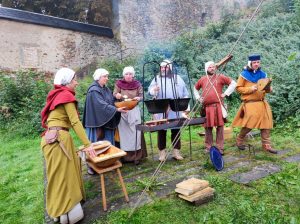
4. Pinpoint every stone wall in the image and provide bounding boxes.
[0,0,258,72]
[114,0,258,51]
[0,19,120,73]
